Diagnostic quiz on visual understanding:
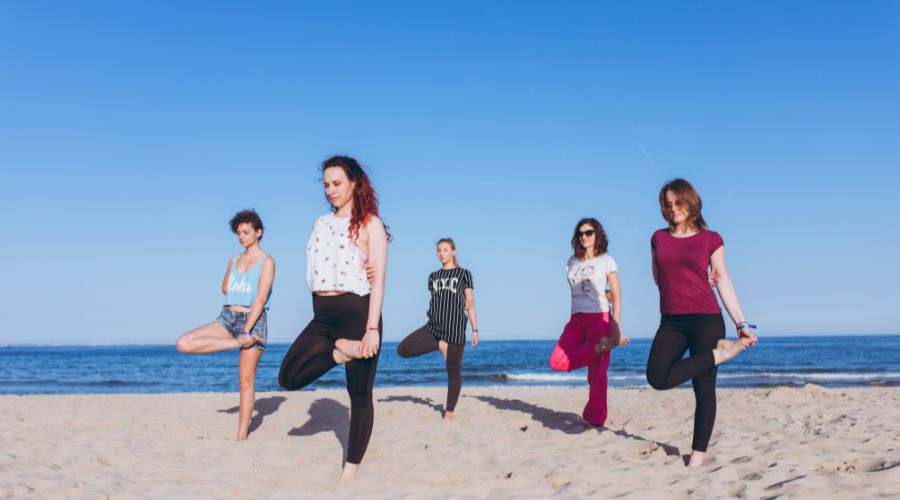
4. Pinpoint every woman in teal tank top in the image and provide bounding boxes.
[176,209,276,441]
